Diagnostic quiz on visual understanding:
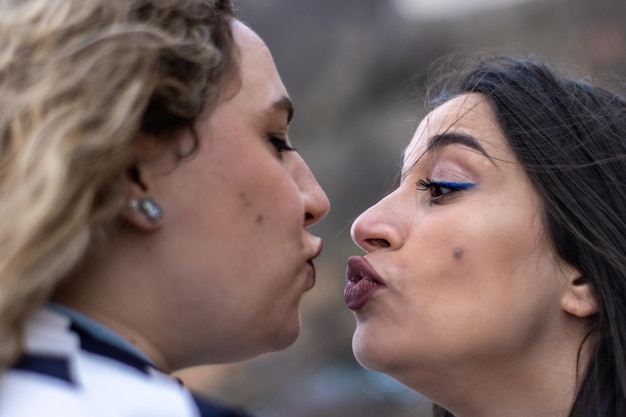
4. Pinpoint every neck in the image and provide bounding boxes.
[51,231,175,373]
[404,327,593,417]
[51,293,174,373]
